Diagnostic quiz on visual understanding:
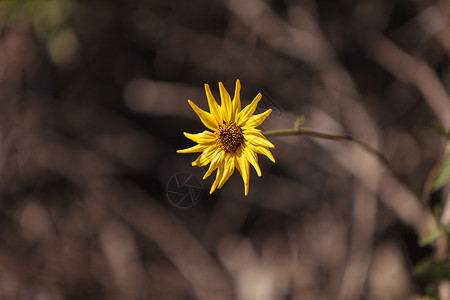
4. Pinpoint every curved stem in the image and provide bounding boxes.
[263,127,420,197]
